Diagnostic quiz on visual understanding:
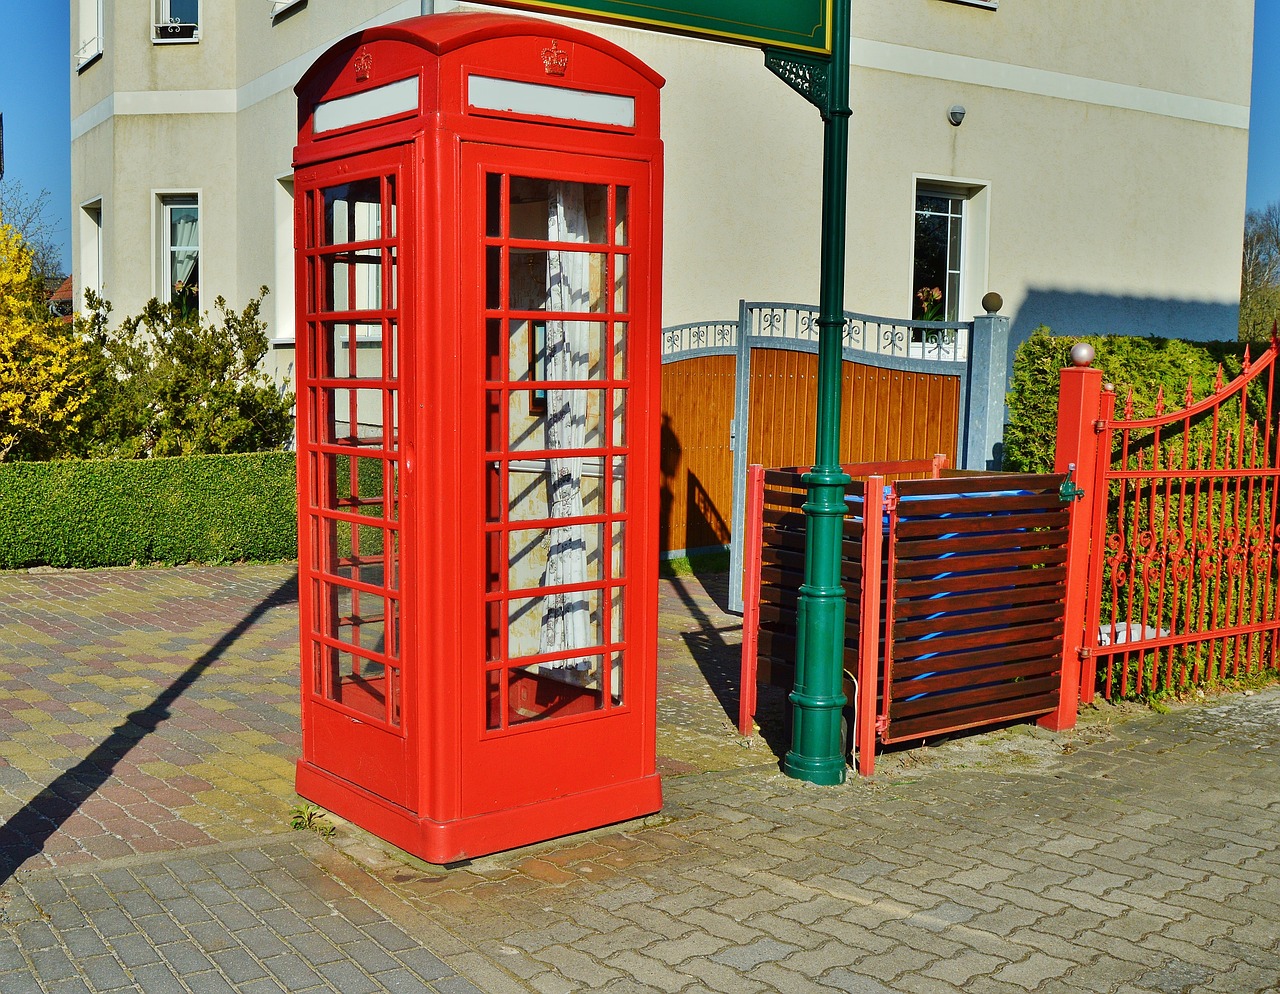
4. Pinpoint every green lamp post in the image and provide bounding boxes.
[766,0,852,785]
